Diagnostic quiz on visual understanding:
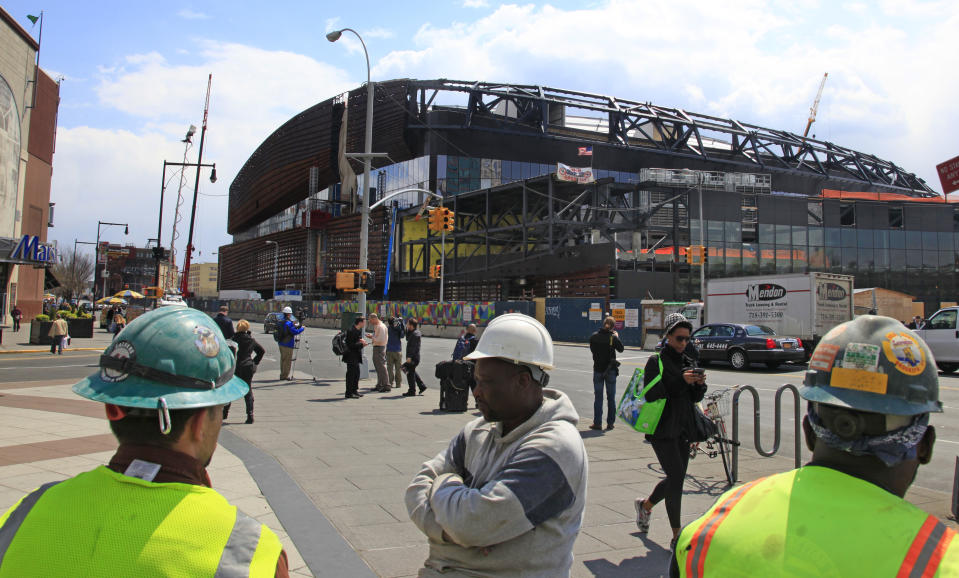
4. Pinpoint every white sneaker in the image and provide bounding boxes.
[634,498,651,532]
